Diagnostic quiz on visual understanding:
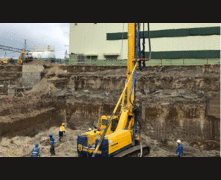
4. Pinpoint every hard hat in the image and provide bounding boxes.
[62,123,65,126]
[49,133,52,137]
[88,128,92,131]
[177,140,181,144]
[35,143,39,147]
